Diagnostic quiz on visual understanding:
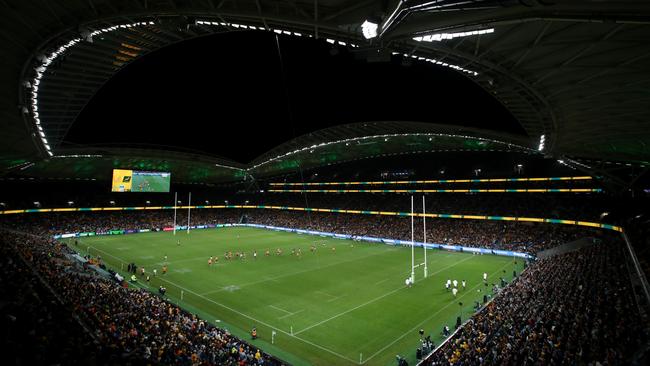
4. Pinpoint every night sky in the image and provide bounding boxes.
[66,31,521,163]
